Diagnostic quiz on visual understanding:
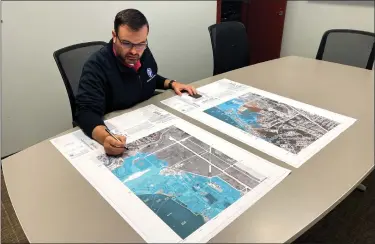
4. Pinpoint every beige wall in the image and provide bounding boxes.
[0,0,2,158]
[281,1,374,58]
